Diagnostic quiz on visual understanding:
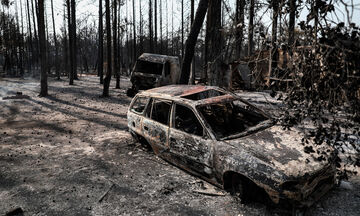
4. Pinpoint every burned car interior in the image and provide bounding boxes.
[198,100,268,140]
